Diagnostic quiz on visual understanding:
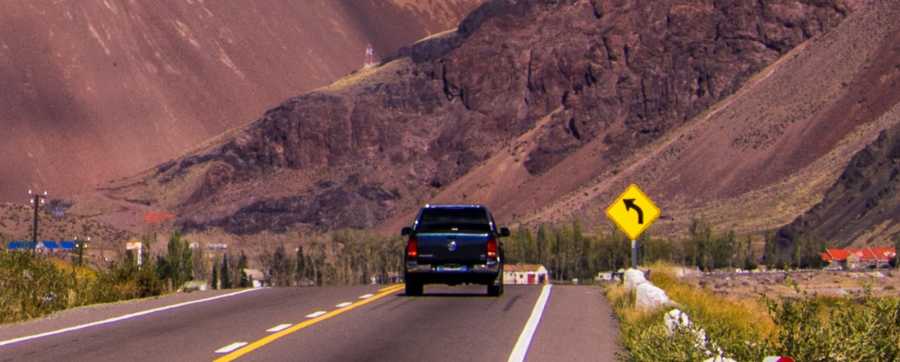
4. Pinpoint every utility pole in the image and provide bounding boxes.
[28,189,48,255]
[75,236,89,266]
